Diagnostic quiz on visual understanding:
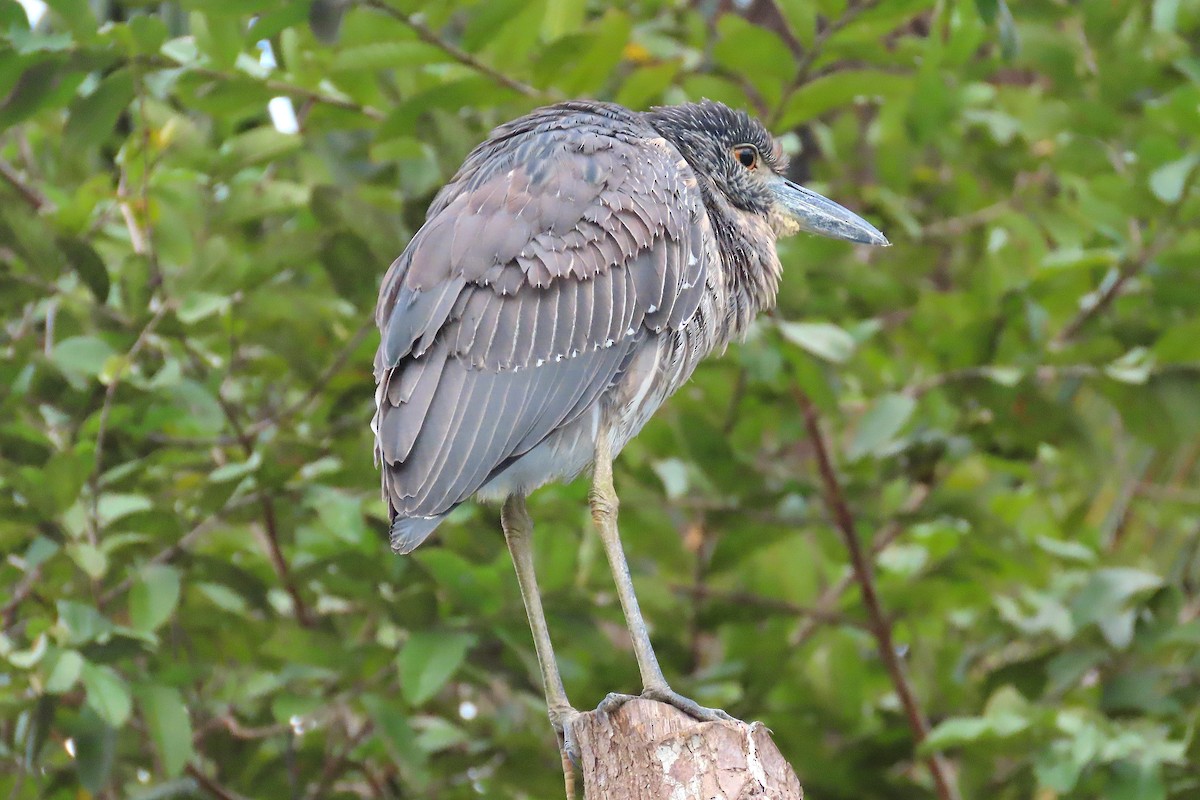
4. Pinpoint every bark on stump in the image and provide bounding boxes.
[573,698,803,800]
